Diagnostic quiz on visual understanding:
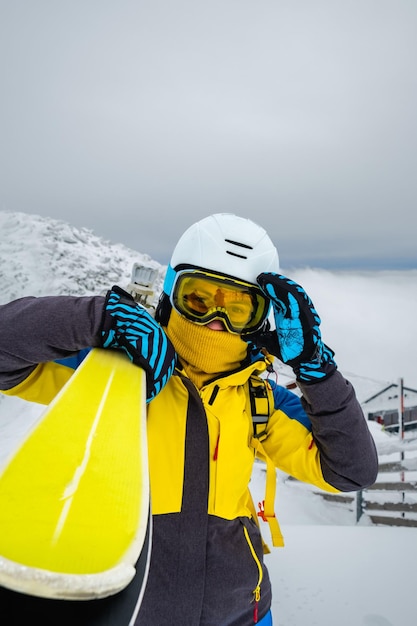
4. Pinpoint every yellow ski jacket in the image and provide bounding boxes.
[0,294,378,626]
[148,359,336,520]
